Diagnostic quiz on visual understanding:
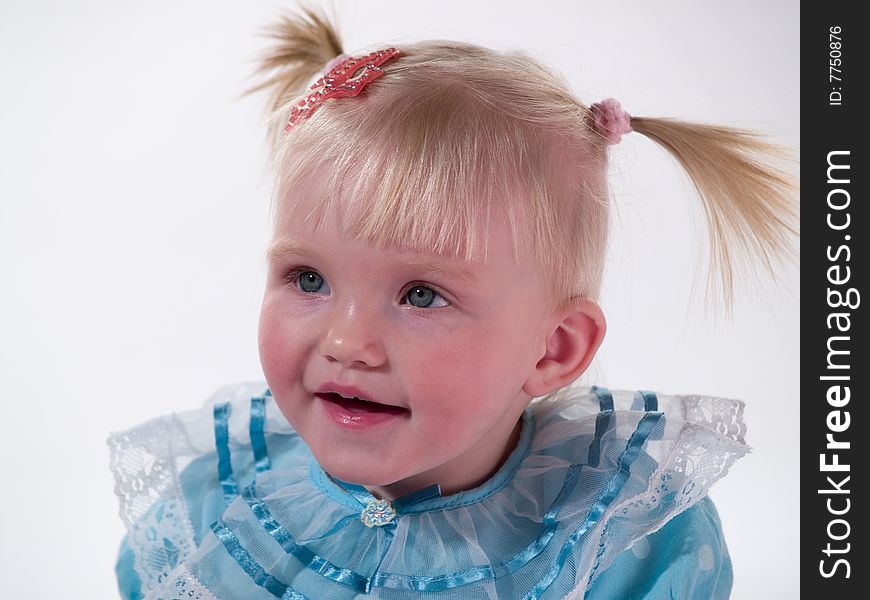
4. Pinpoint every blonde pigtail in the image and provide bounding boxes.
[245,5,344,141]
[629,116,798,309]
